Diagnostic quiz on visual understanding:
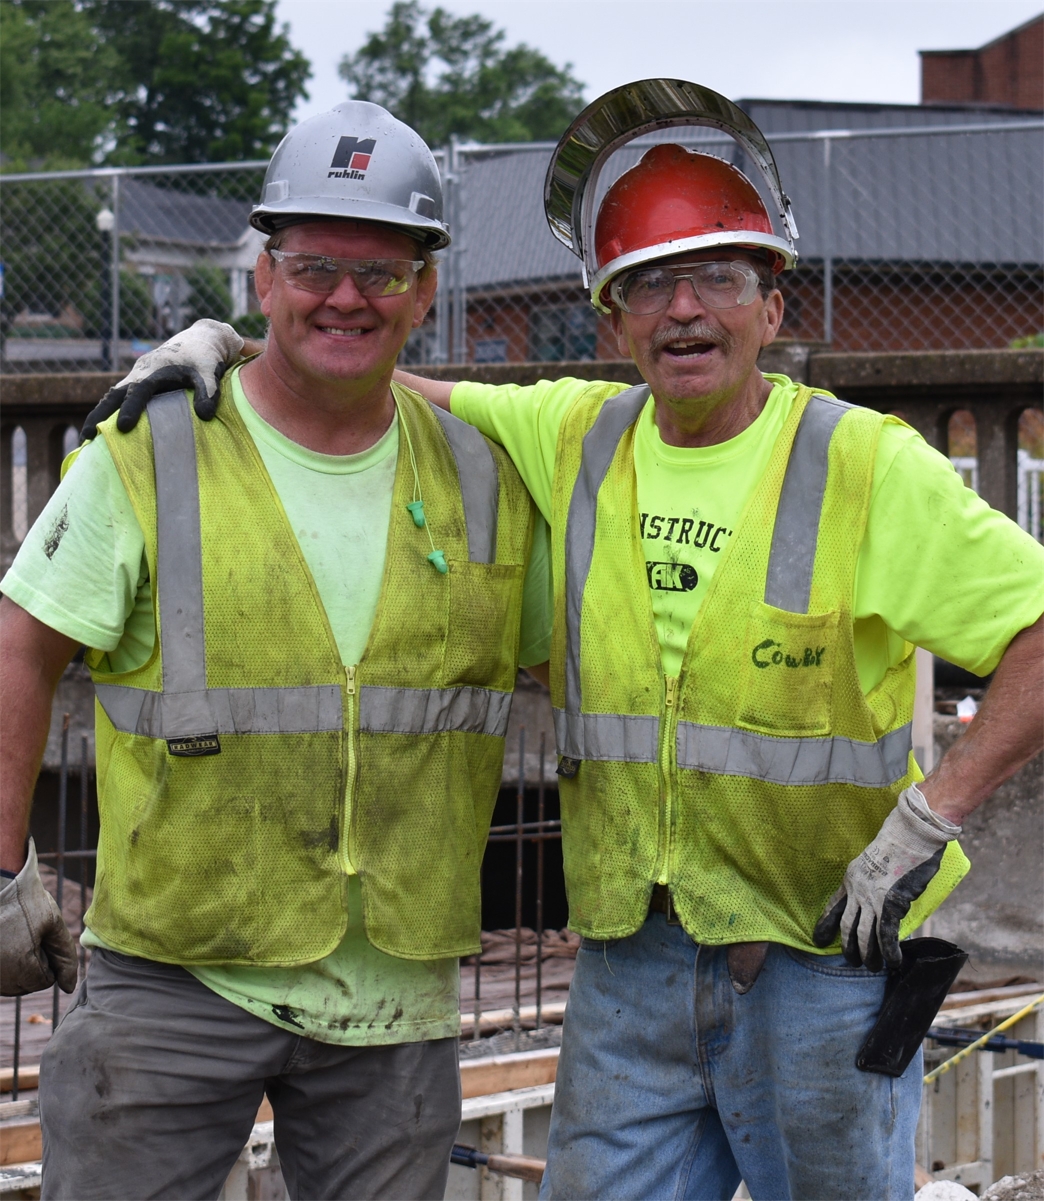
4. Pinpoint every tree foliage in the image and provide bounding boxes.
[0,0,311,169]
[338,0,585,146]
